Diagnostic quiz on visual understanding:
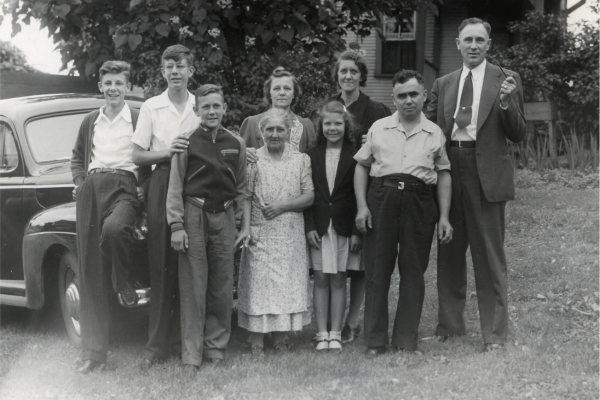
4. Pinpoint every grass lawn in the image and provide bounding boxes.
[1,171,598,400]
